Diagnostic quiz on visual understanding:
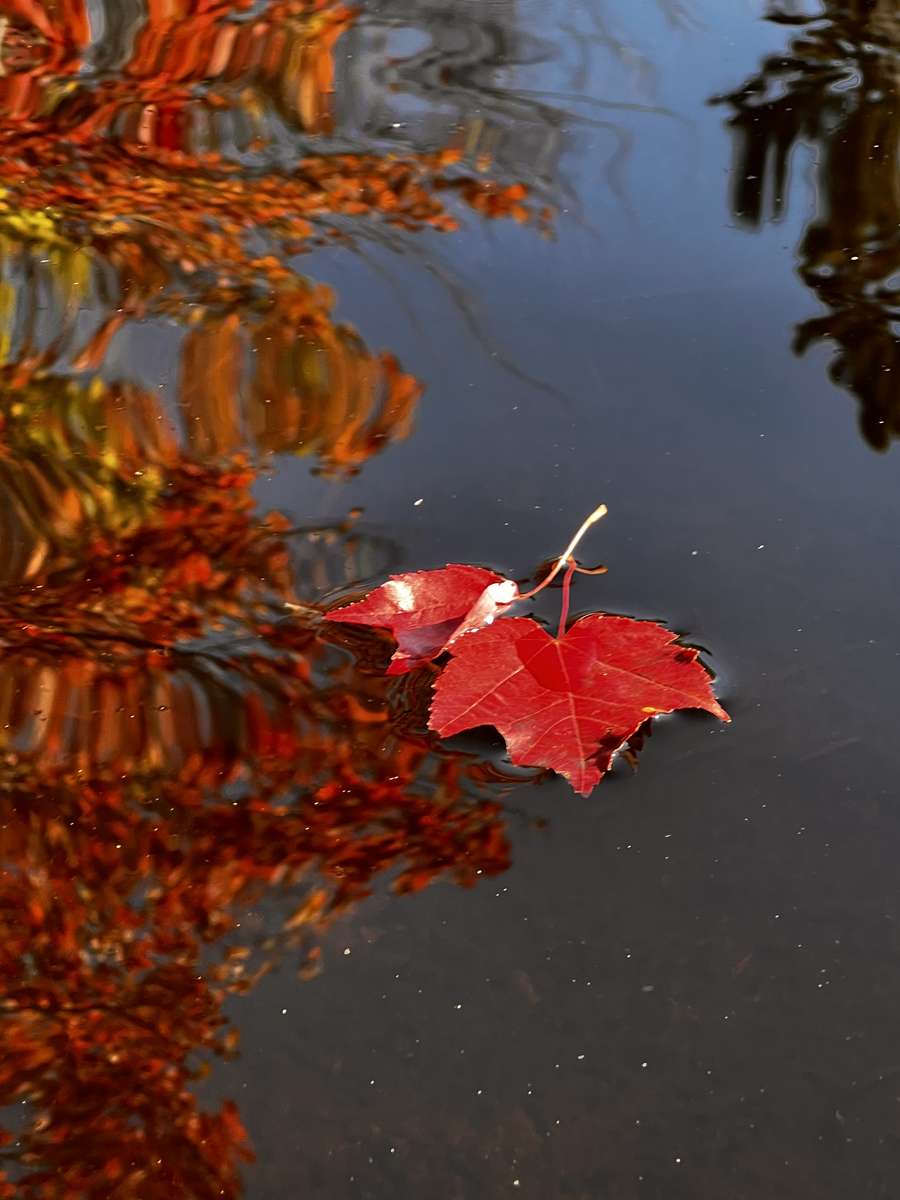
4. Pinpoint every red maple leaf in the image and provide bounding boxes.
[429,615,729,796]
[327,564,519,674]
